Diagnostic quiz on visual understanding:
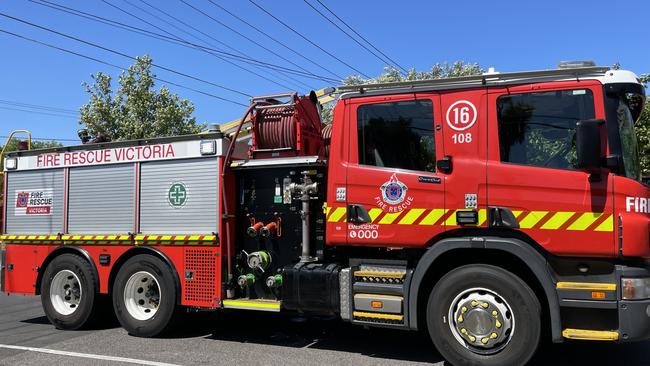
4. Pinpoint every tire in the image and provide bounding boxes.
[40,253,99,330]
[426,264,541,366]
[112,255,178,337]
